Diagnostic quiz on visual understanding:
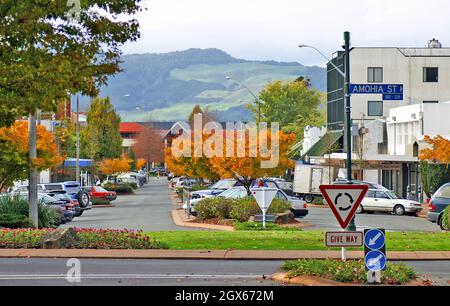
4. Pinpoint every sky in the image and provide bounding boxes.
[122,0,450,66]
